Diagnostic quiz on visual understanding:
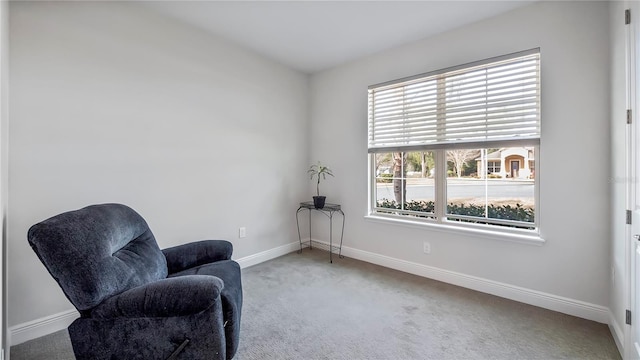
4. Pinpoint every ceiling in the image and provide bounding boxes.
[140,1,536,74]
